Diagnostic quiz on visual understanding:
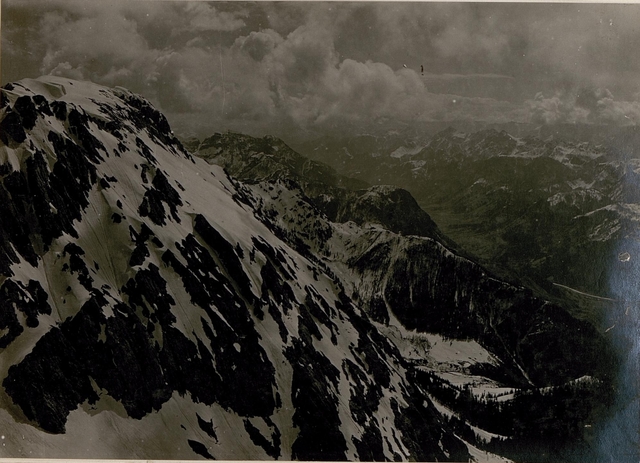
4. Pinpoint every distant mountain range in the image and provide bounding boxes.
[290,127,640,311]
